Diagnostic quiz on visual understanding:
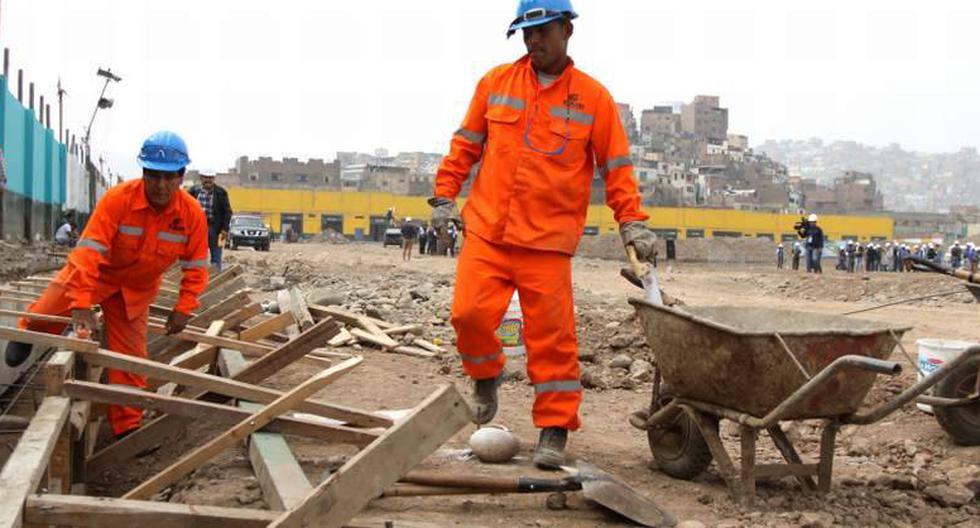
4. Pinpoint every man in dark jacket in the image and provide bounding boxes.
[796,213,824,274]
[189,172,233,271]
